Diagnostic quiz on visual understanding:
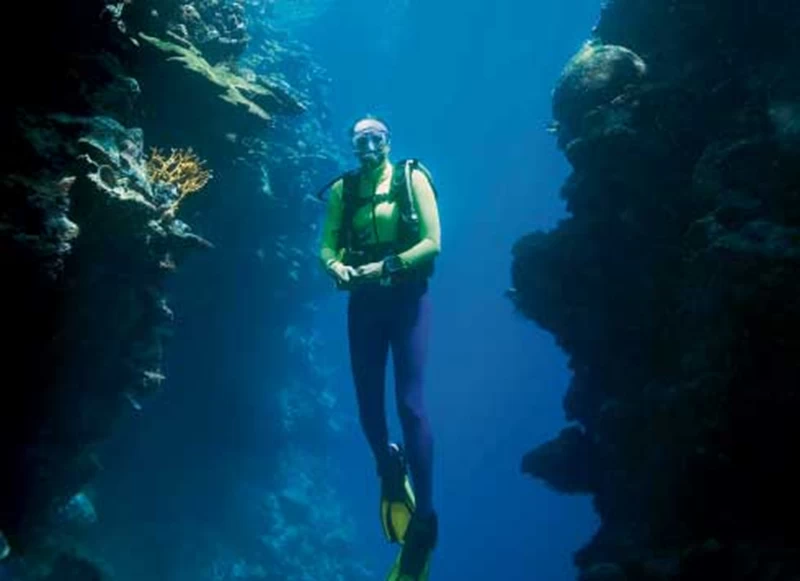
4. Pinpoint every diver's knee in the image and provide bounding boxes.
[398,400,426,432]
